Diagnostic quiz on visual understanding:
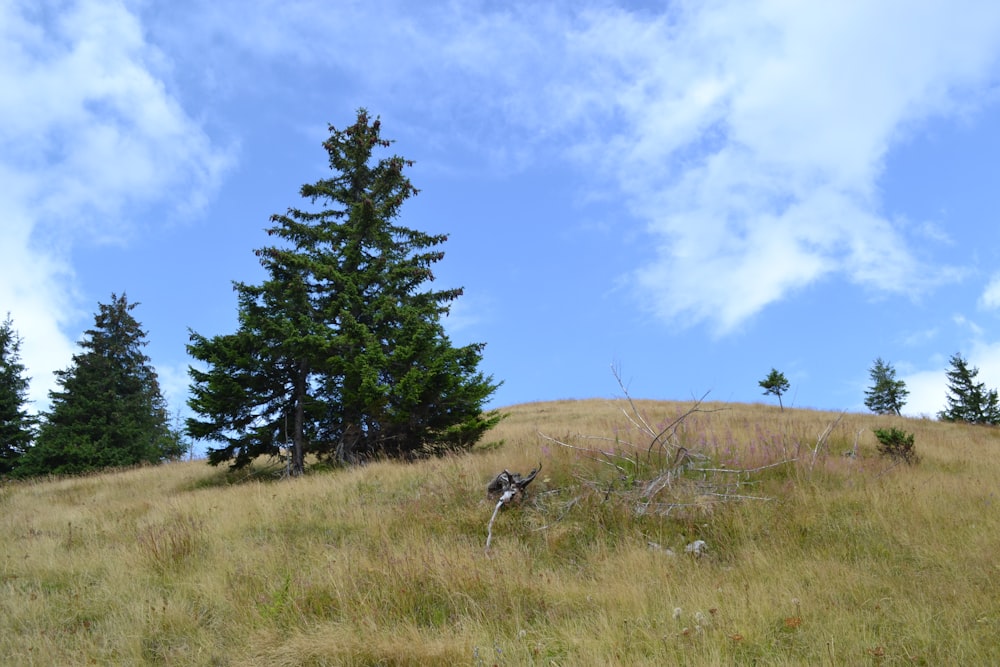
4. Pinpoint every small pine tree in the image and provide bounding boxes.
[938,353,1000,425]
[0,315,35,475]
[864,357,909,416]
[872,427,918,465]
[17,294,183,476]
[759,368,790,411]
